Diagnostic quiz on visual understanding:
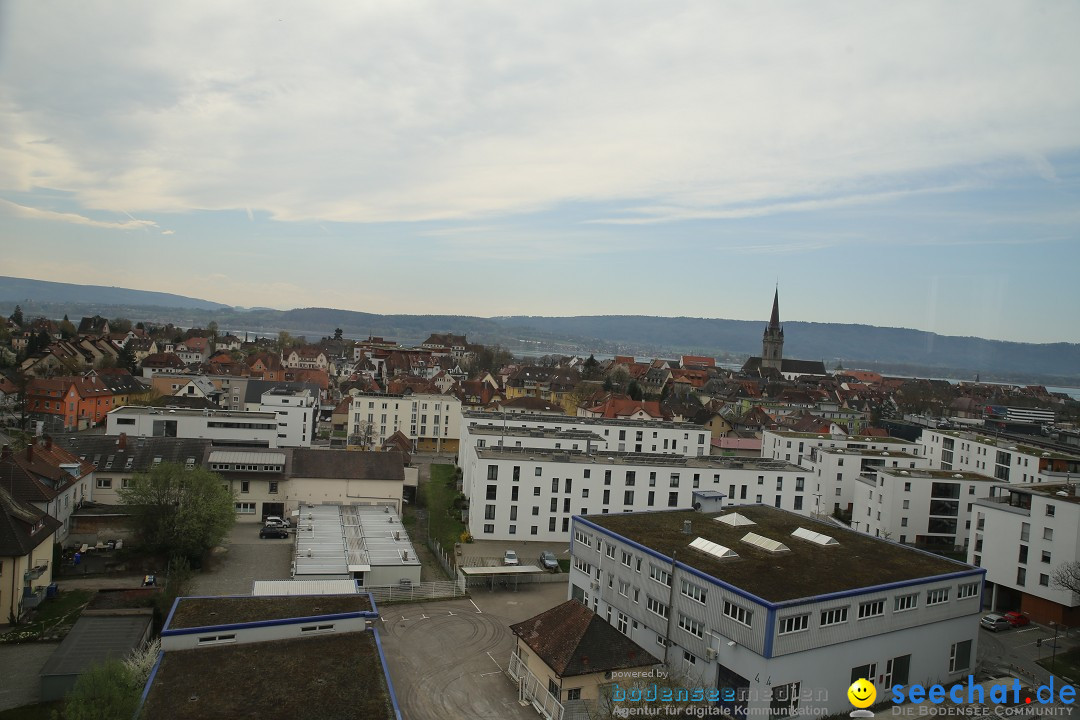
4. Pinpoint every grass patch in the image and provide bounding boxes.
[424,464,466,552]
[0,590,93,643]
[557,558,571,573]
[0,701,64,720]
[1036,646,1080,682]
